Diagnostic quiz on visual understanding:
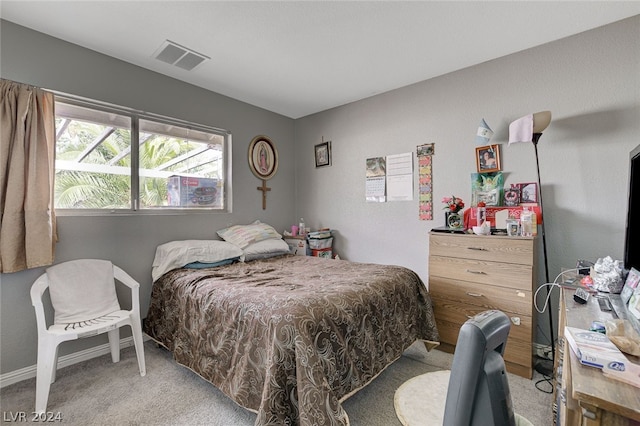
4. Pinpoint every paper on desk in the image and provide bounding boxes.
[564,326,628,369]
